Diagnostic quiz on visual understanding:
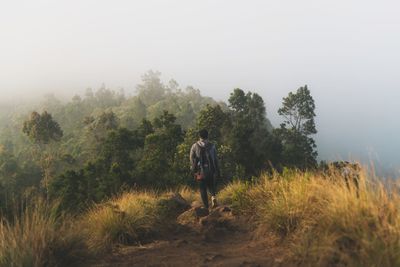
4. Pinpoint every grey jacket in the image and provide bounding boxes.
[190,139,220,176]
